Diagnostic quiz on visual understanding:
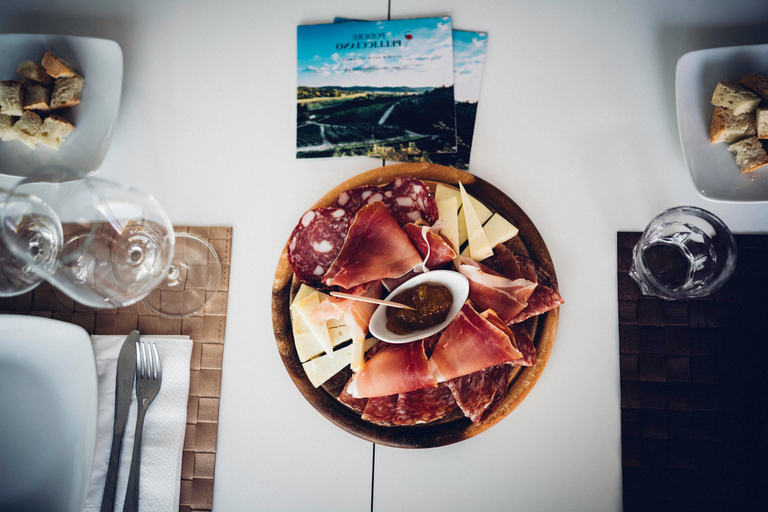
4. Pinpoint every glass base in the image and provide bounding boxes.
[141,233,221,318]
